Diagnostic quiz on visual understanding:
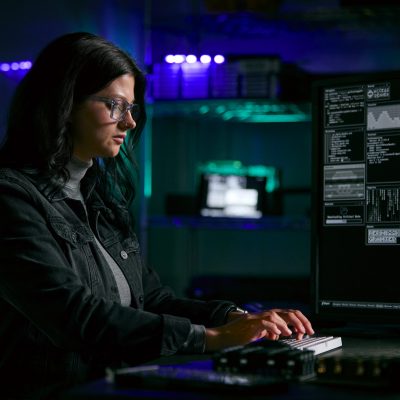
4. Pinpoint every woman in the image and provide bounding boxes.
[0,32,313,399]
